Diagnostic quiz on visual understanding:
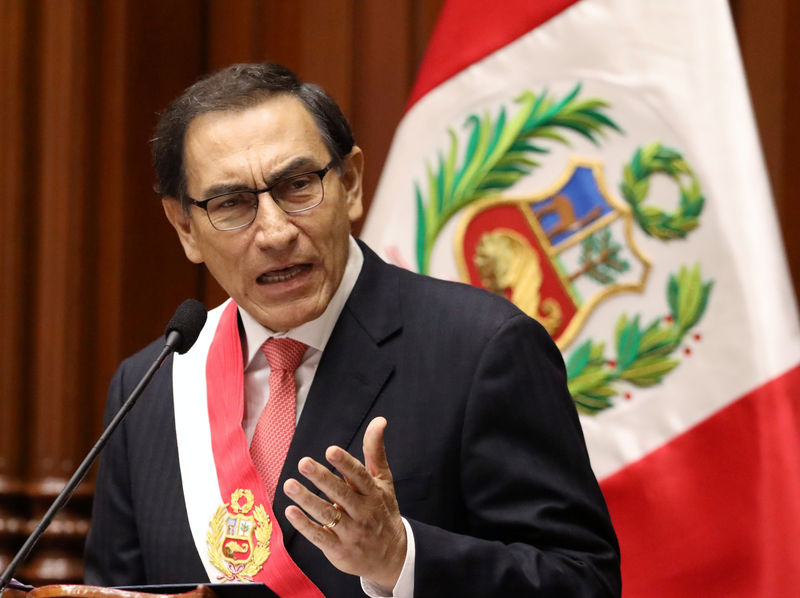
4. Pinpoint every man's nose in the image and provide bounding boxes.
[252,194,299,249]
